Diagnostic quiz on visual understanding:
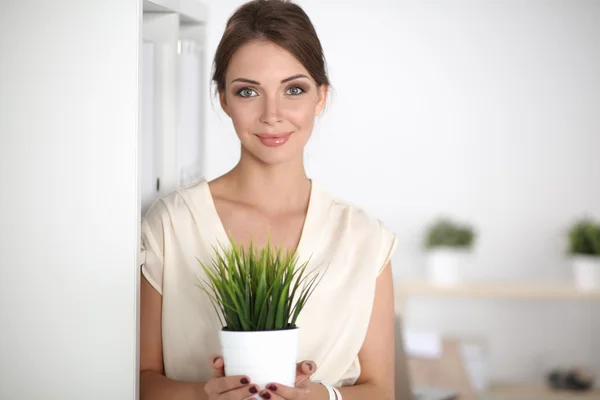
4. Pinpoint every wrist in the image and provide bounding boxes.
[193,381,208,400]
[309,382,330,400]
